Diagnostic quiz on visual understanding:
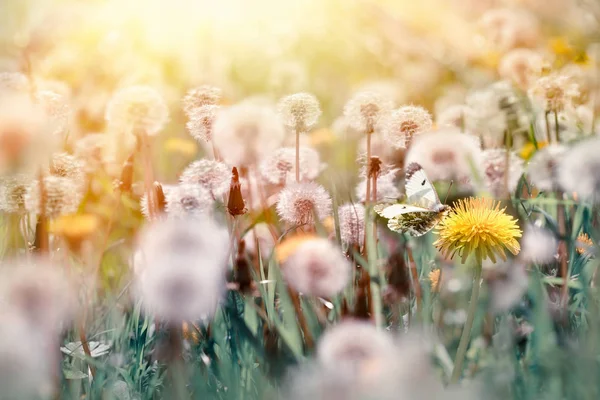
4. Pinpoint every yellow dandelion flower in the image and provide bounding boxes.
[519,141,548,161]
[434,198,522,264]
[576,232,594,255]
[429,269,441,292]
